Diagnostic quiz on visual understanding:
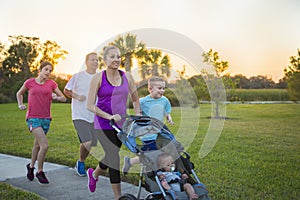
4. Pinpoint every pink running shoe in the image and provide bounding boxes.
[87,168,98,192]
